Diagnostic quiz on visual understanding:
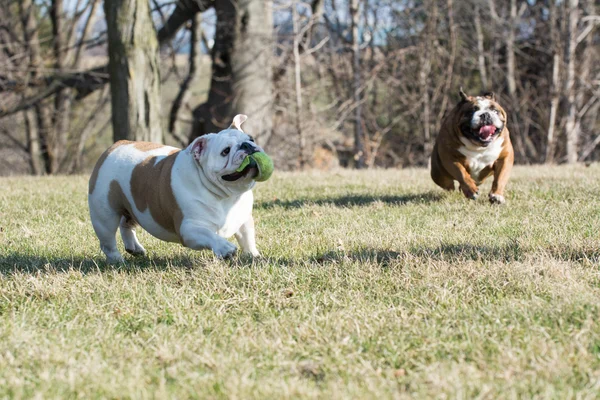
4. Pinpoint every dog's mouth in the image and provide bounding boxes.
[478,125,497,141]
[462,123,500,146]
[222,158,257,182]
